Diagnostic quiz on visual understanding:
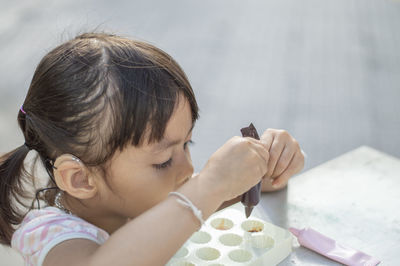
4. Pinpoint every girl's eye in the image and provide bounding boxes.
[184,140,194,150]
[153,140,194,170]
[153,158,172,170]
